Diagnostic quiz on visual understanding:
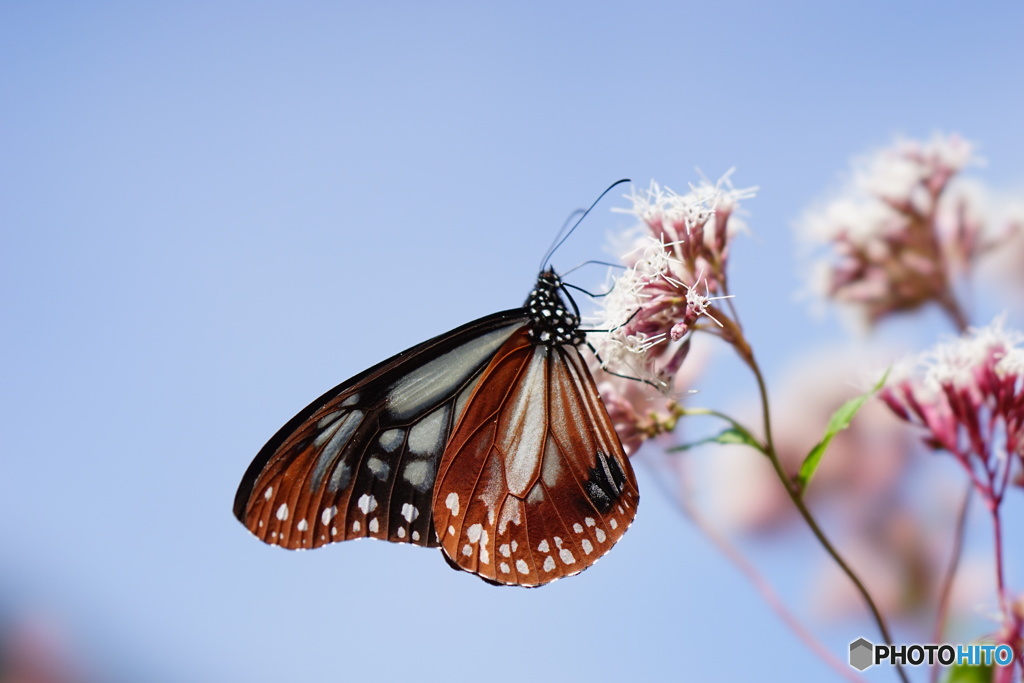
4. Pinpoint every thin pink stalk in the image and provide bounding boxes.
[646,457,863,683]
[929,484,971,683]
